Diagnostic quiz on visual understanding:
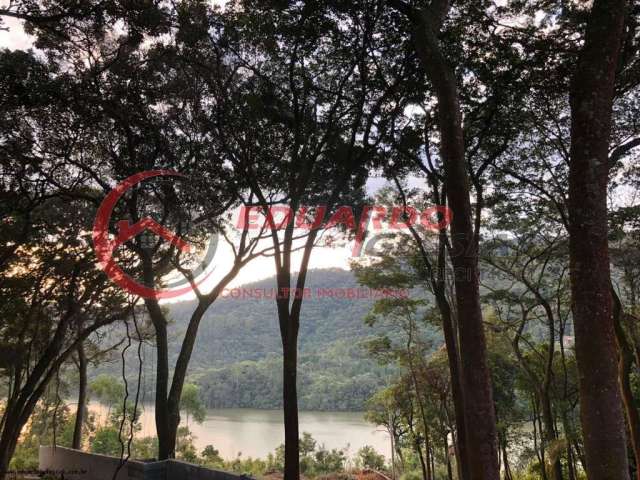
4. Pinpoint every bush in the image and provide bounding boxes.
[355,445,386,471]
[399,471,422,480]
[313,446,347,475]
[91,427,122,456]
